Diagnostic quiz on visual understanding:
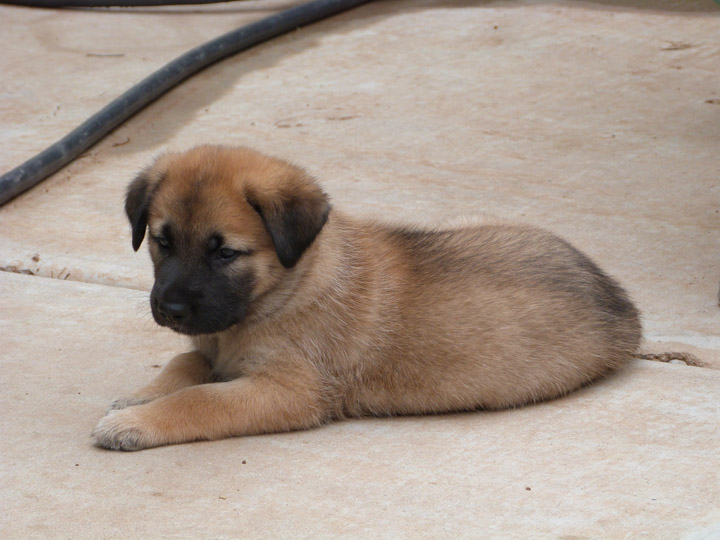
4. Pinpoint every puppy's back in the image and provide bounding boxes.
[353,221,642,412]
